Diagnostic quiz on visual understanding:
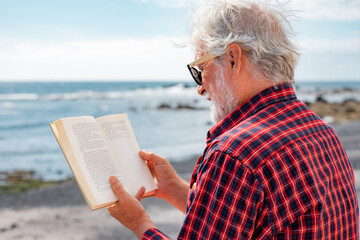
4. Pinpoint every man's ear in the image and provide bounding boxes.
[226,43,242,78]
